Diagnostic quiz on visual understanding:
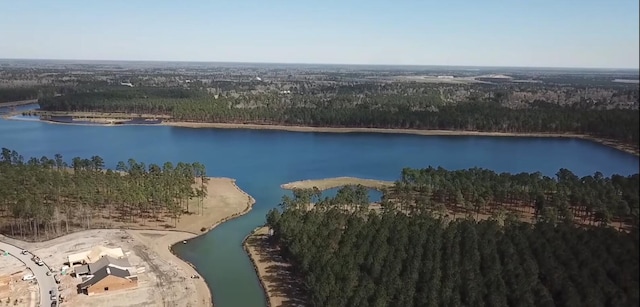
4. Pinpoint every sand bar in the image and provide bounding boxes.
[281,177,394,191]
